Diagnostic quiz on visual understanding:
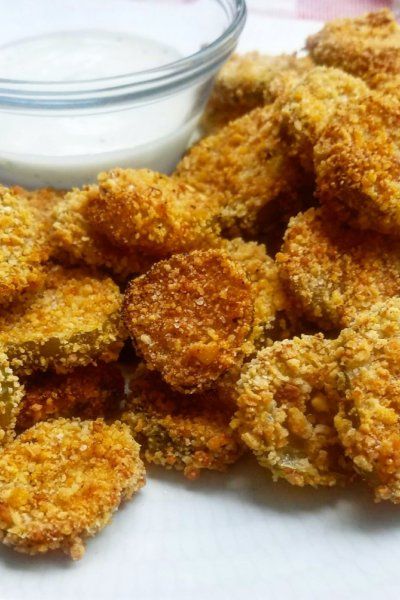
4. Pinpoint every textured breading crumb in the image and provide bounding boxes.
[122,364,243,479]
[0,353,24,445]
[334,299,400,503]
[0,265,126,376]
[306,9,400,85]
[52,187,153,279]
[277,207,400,330]
[123,249,254,394]
[175,104,309,236]
[0,418,145,559]
[232,335,351,487]
[86,168,220,259]
[17,364,125,431]
[202,52,313,133]
[315,91,400,235]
